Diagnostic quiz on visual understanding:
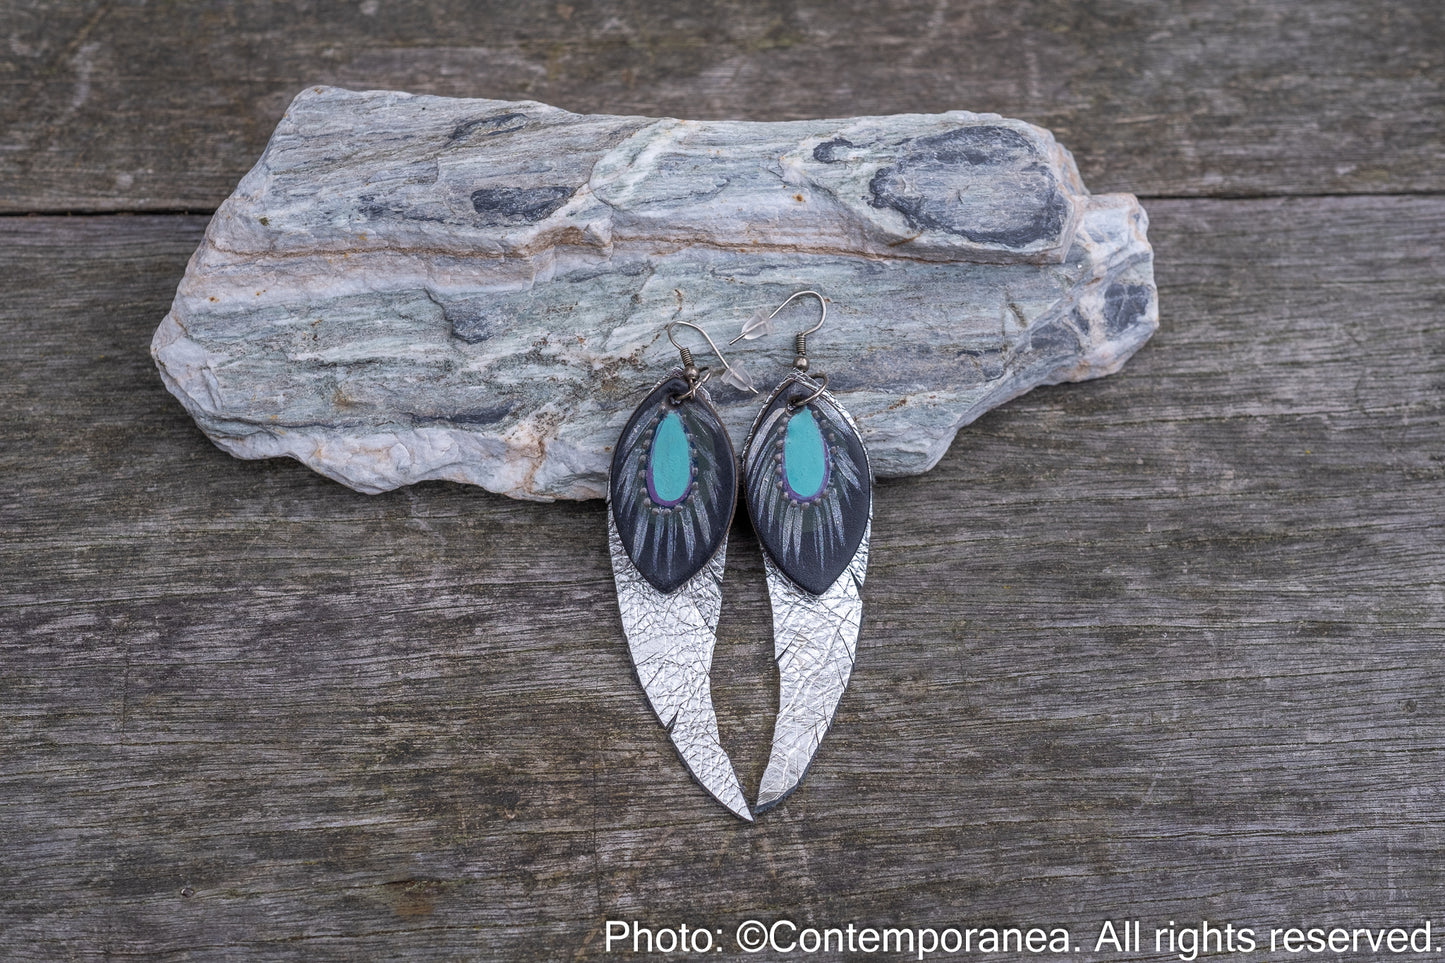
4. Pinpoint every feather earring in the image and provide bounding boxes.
[606,321,756,821]
[731,292,873,812]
